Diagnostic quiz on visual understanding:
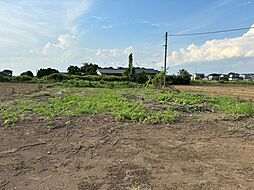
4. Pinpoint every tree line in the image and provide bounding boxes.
[0,58,191,86]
